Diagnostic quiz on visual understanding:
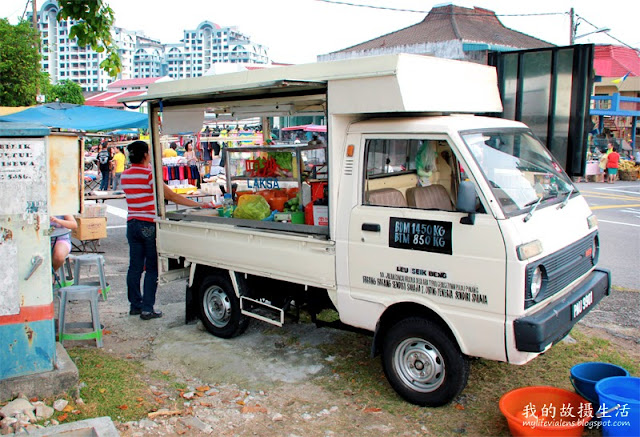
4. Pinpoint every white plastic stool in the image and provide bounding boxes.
[57,285,103,347]
[69,254,109,301]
